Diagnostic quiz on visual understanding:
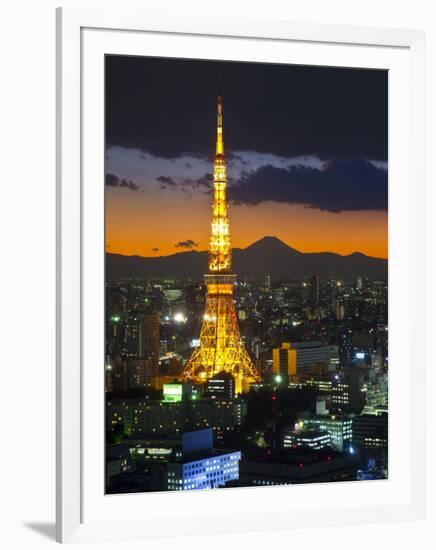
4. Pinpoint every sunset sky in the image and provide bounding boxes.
[105,57,388,259]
